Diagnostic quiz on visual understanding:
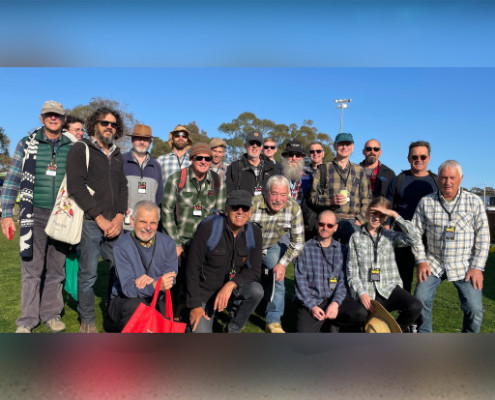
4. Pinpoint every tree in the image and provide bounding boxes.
[0,126,11,172]
[218,112,335,162]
